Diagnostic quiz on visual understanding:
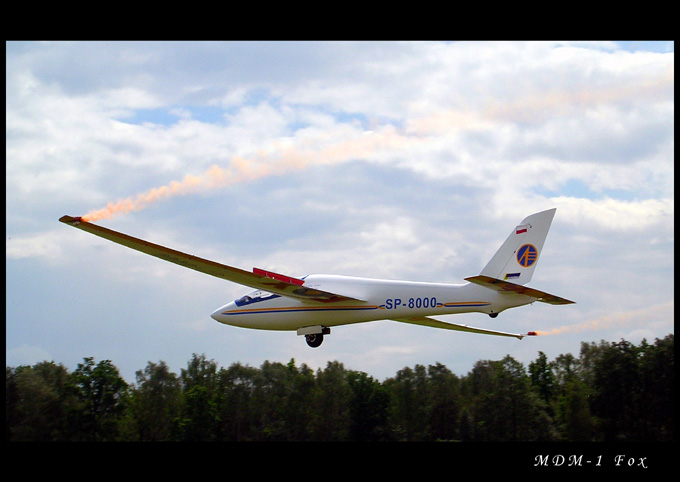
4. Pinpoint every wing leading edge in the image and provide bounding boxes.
[58,215,359,304]
[392,316,531,339]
